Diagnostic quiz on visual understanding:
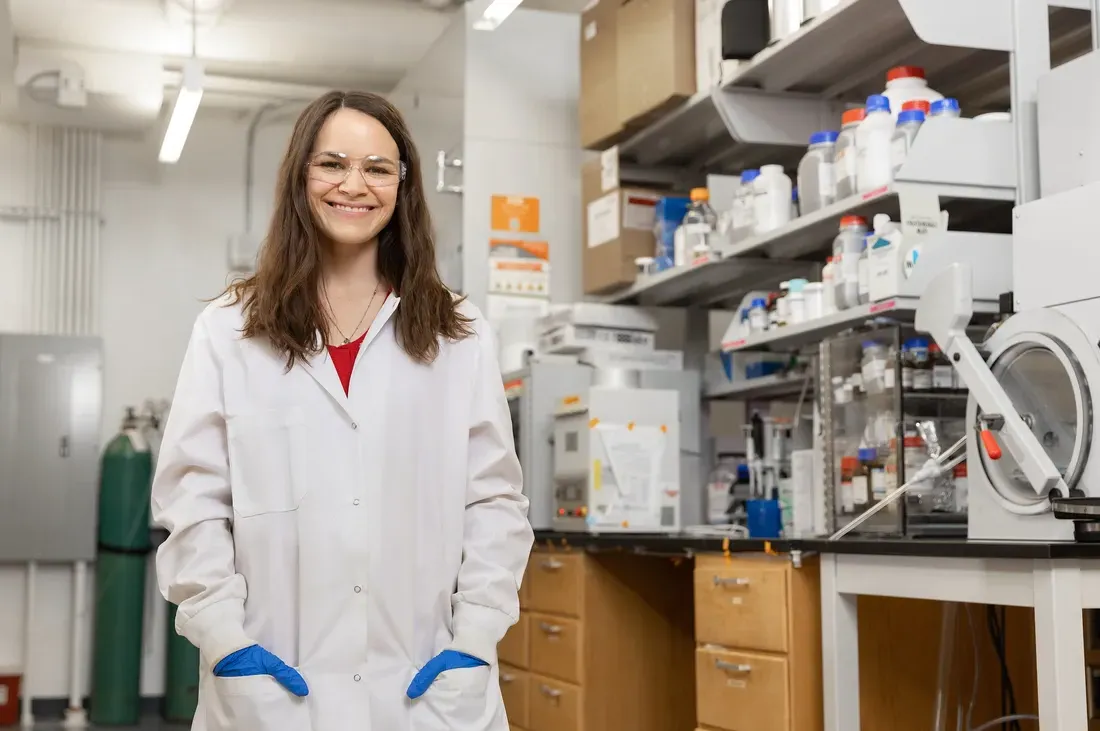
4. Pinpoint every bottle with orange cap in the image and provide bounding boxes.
[834,107,865,199]
[680,187,717,266]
